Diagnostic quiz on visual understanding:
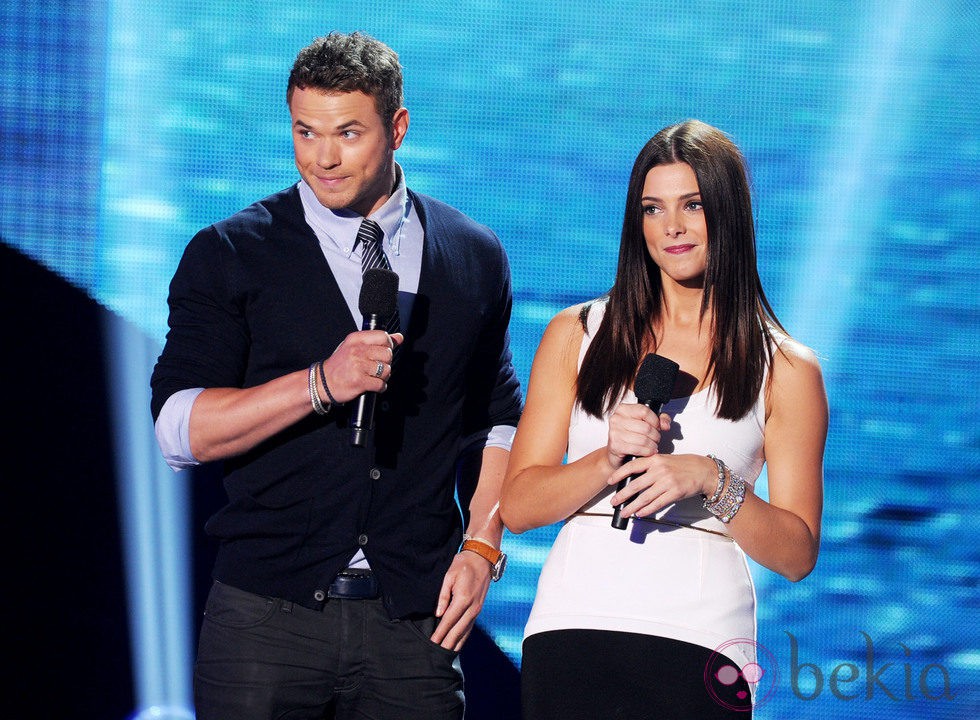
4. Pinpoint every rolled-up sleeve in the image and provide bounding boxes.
[154,387,204,472]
